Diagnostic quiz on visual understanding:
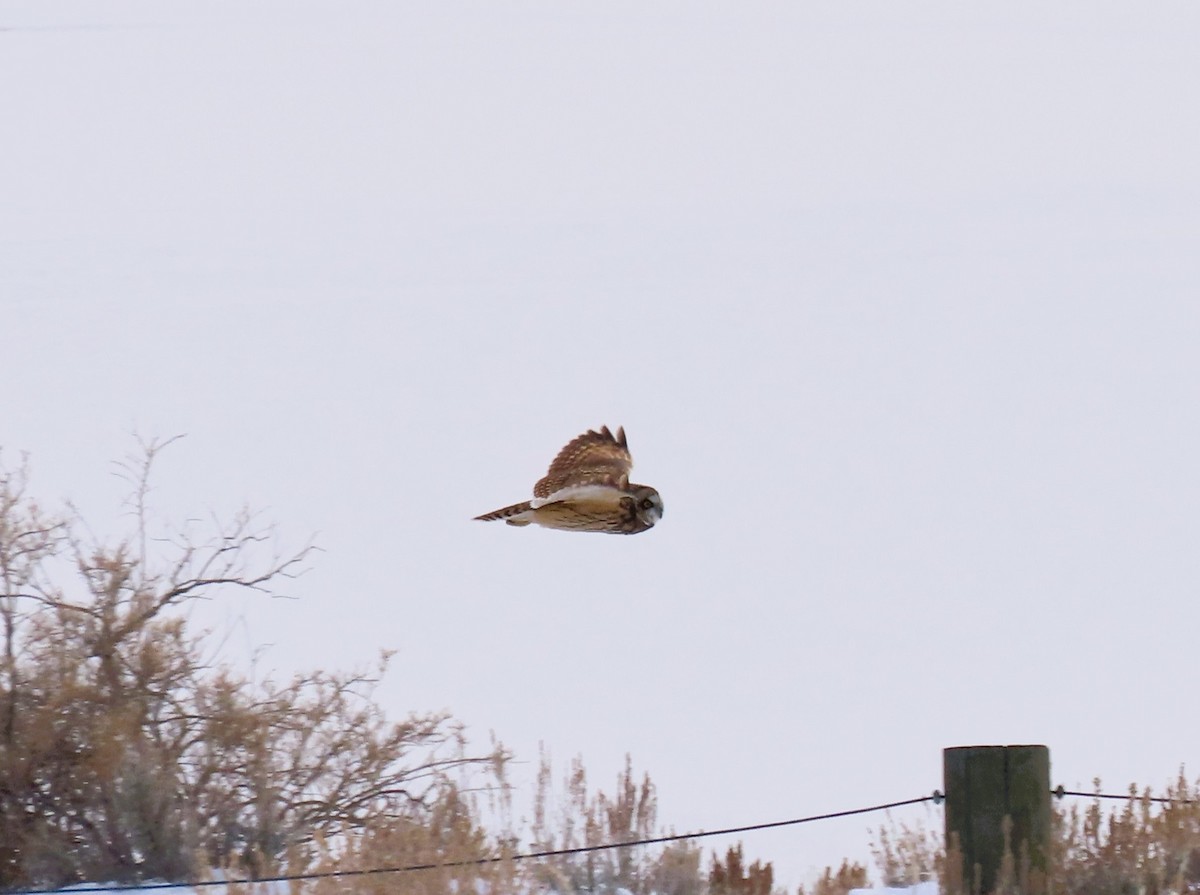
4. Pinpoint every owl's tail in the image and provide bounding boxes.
[473,501,534,525]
